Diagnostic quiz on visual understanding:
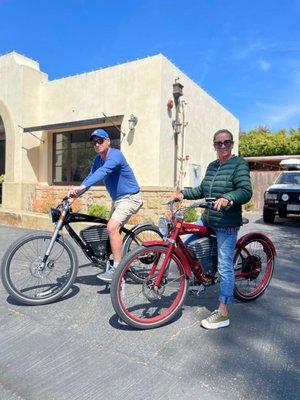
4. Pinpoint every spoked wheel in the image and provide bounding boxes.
[234,238,275,301]
[1,232,78,305]
[111,245,188,329]
[122,225,163,283]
